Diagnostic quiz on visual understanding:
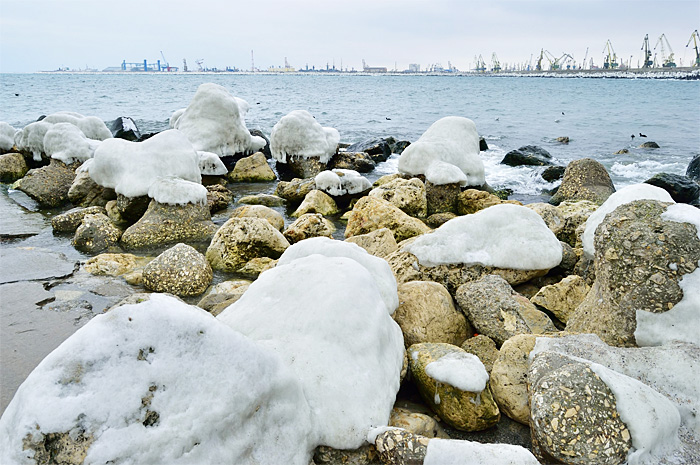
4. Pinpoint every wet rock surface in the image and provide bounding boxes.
[17,160,76,208]
[501,145,553,167]
[142,243,212,296]
[549,158,616,206]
